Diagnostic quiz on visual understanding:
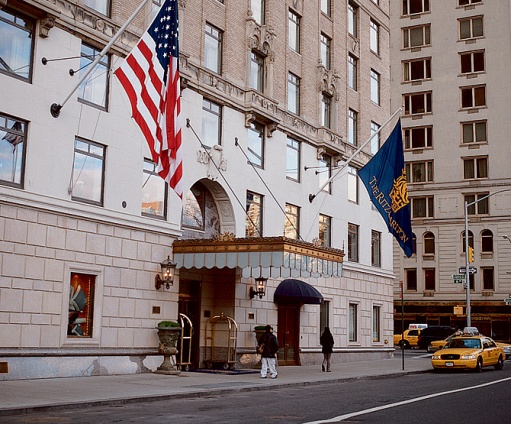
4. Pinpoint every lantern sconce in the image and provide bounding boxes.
[250,276,267,299]
[155,256,177,290]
